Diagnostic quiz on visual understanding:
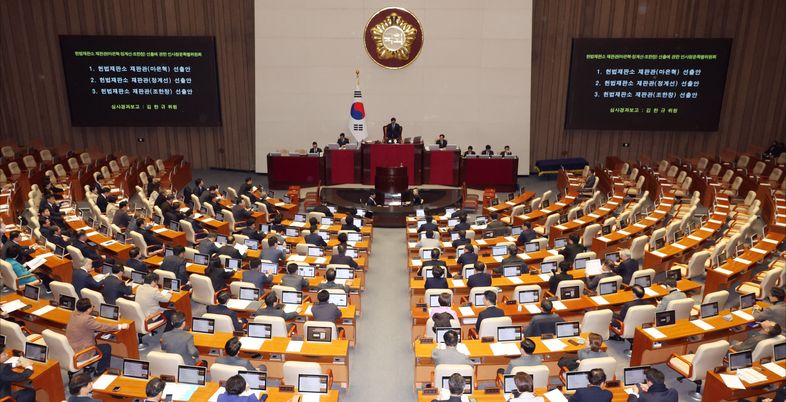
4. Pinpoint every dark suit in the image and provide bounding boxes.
[238,183,258,203]
[618,298,649,321]
[304,233,327,247]
[560,243,584,263]
[102,275,132,305]
[255,305,297,321]
[384,122,402,142]
[125,258,147,272]
[524,313,564,336]
[309,147,322,154]
[312,204,333,217]
[217,245,242,259]
[457,252,478,266]
[198,240,220,256]
[206,267,233,291]
[568,386,613,402]
[486,220,509,236]
[587,272,615,291]
[135,228,163,247]
[626,383,678,402]
[418,222,439,233]
[242,270,271,290]
[424,277,449,290]
[451,238,470,248]
[453,222,470,231]
[206,304,243,331]
[160,255,188,283]
[614,259,639,285]
[112,211,131,228]
[312,302,342,322]
[73,268,102,296]
[240,227,264,242]
[0,363,34,402]
[418,260,448,277]
[232,204,252,222]
[476,306,505,331]
[498,255,528,275]
[96,194,108,213]
[548,272,573,294]
[74,240,101,262]
[337,137,349,146]
[467,272,491,289]
[329,255,358,269]
[436,139,447,148]
[517,228,538,244]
